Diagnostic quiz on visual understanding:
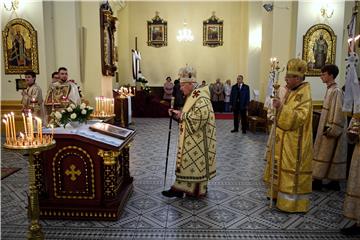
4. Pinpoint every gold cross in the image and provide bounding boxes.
[65,164,81,181]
